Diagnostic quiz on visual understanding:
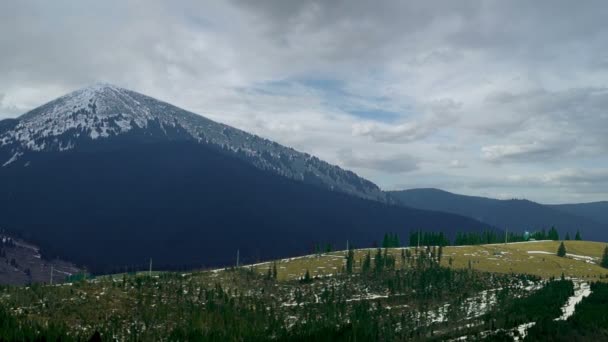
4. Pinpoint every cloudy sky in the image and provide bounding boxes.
[2,1,608,204]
